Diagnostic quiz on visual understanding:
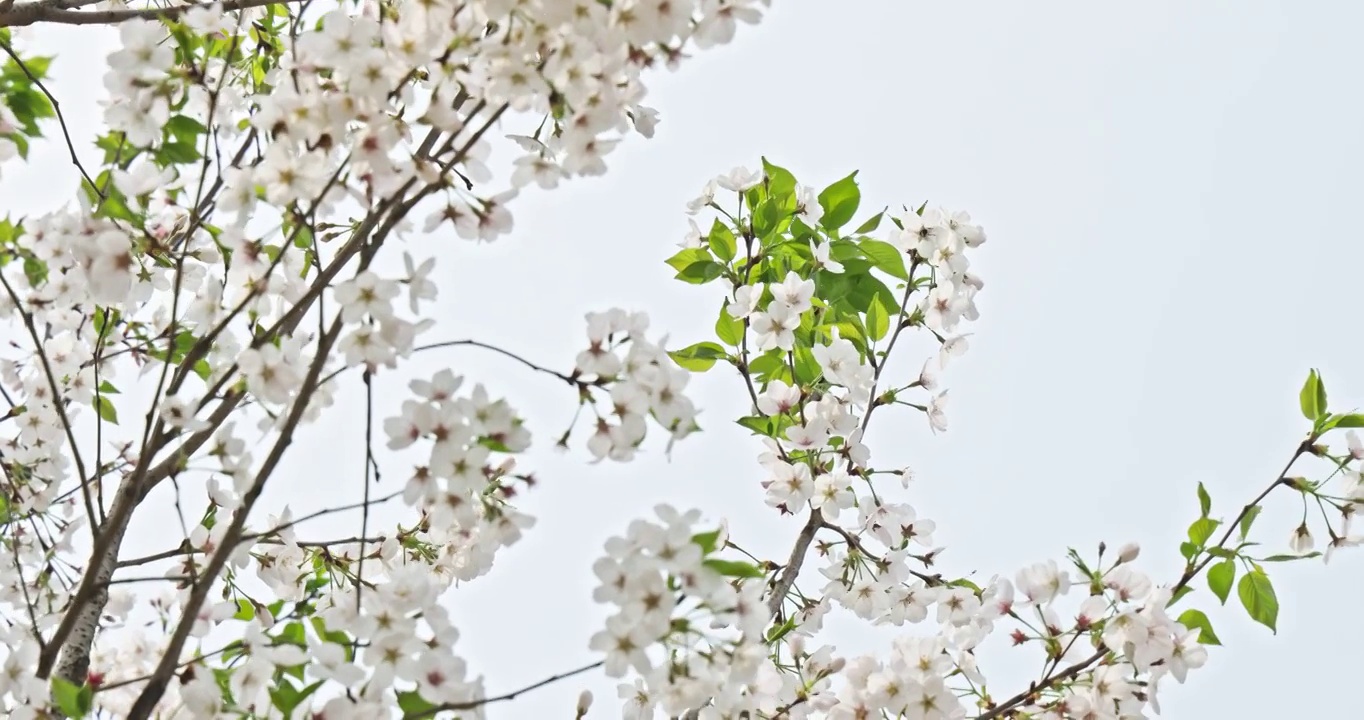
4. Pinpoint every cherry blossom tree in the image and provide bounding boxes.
[0,1,1358,718]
